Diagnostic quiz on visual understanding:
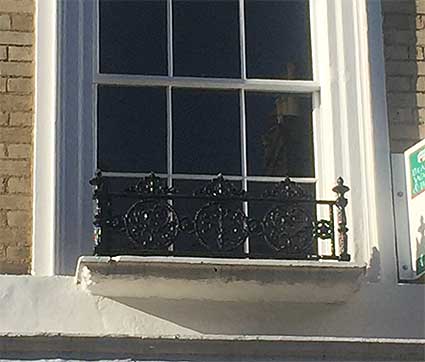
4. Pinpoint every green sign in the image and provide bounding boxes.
[409,145,425,198]
[416,216,425,276]
[417,254,425,276]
